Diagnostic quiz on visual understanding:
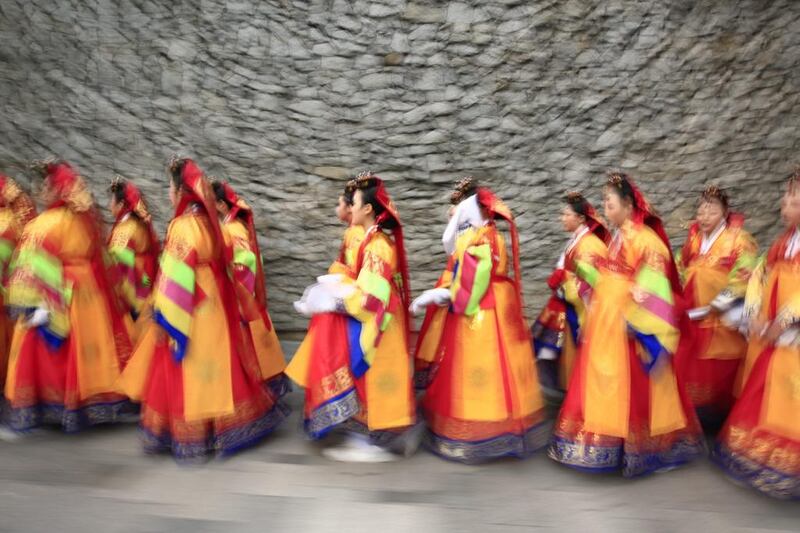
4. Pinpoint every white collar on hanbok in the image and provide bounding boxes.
[699,220,727,255]
[556,224,589,269]
[786,227,800,259]
[442,194,486,256]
